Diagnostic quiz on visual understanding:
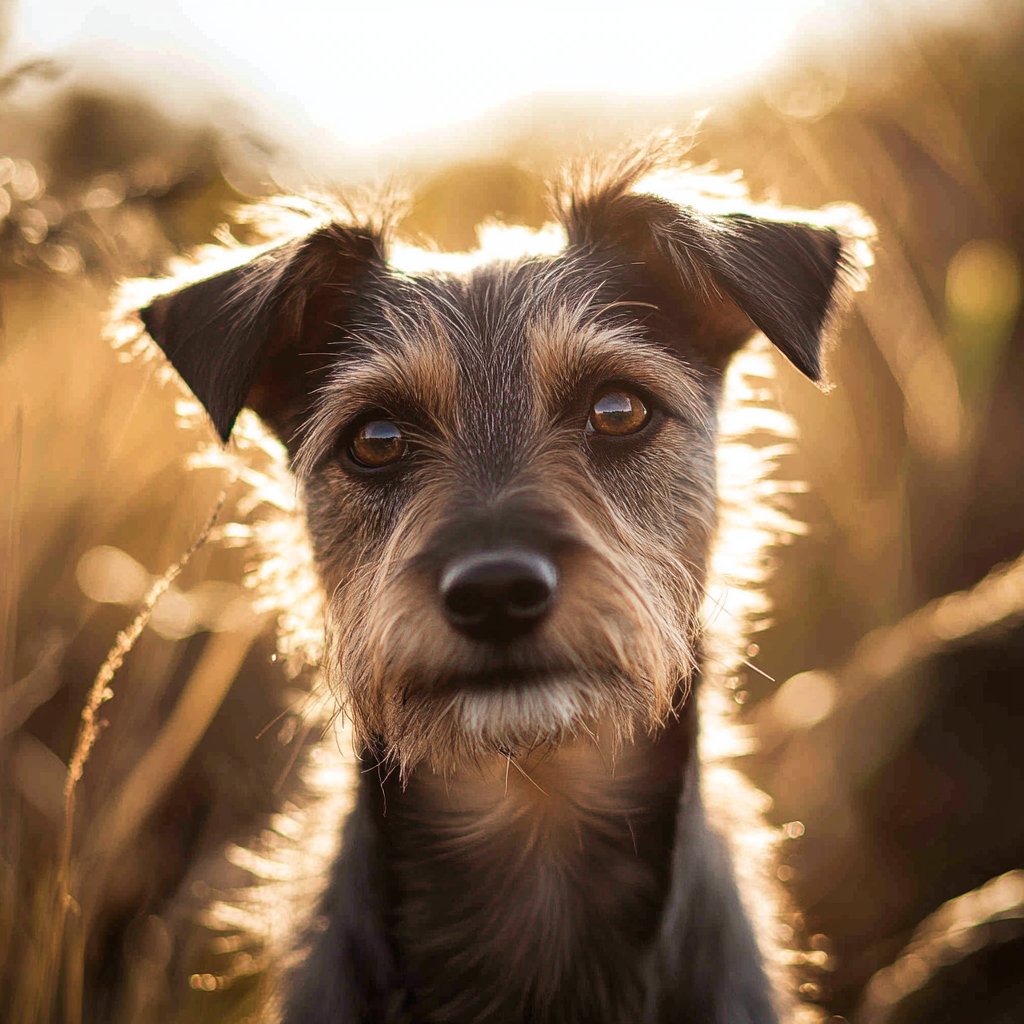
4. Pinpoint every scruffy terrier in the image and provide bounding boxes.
[138,141,866,1024]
